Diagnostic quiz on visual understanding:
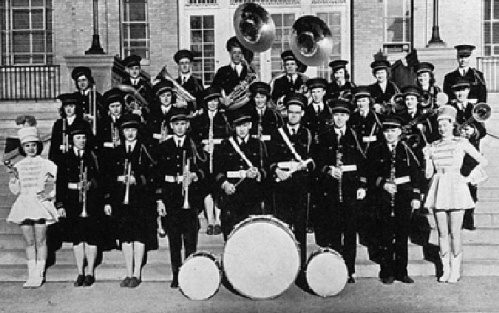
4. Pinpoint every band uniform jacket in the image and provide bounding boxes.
[449,101,486,149]
[348,111,383,155]
[302,103,332,143]
[443,68,487,103]
[70,90,104,118]
[249,106,284,142]
[154,136,206,213]
[49,117,94,167]
[327,81,356,102]
[175,75,205,112]
[122,76,154,108]
[211,64,250,96]
[399,109,437,156]
[368,81,400,106]
[314,127,367,205]
[367,141,421,214]
[144,102,174,147]
[271,74,307,103]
